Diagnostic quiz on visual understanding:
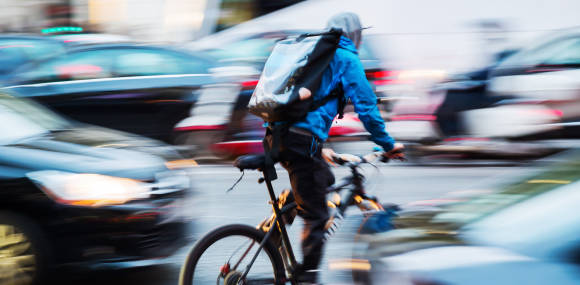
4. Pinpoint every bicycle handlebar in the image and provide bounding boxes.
[330,149,405,167]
